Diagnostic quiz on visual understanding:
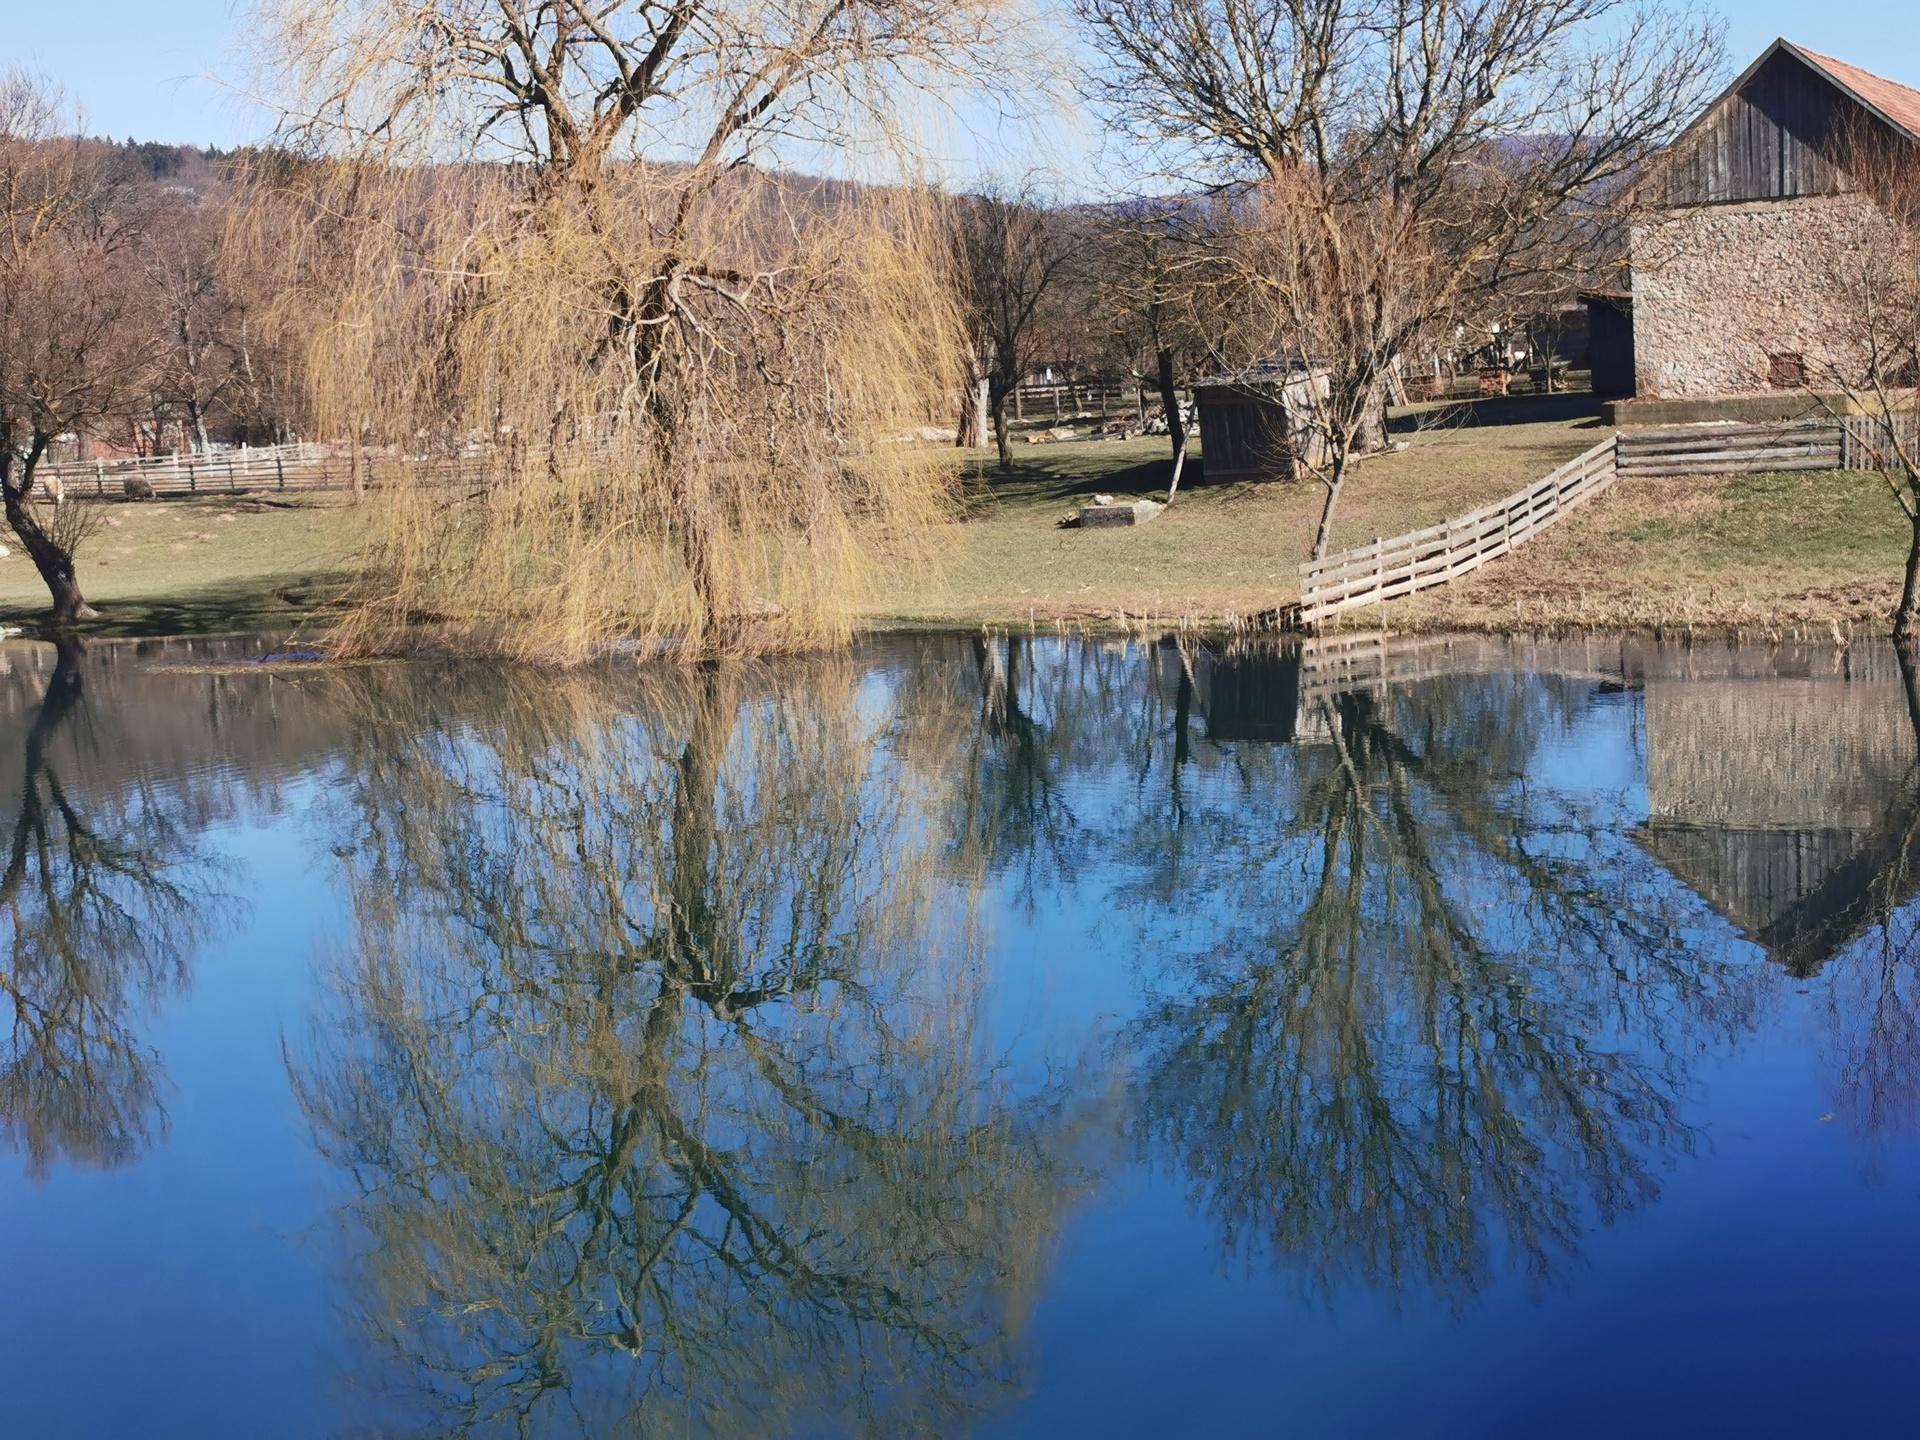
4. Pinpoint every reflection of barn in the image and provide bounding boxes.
[1193,365,1331,481]
[1638,670,1920,975]
[1283,632,1920,974]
